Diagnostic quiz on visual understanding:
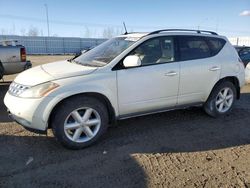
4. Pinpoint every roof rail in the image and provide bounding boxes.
[148,29,218,36]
